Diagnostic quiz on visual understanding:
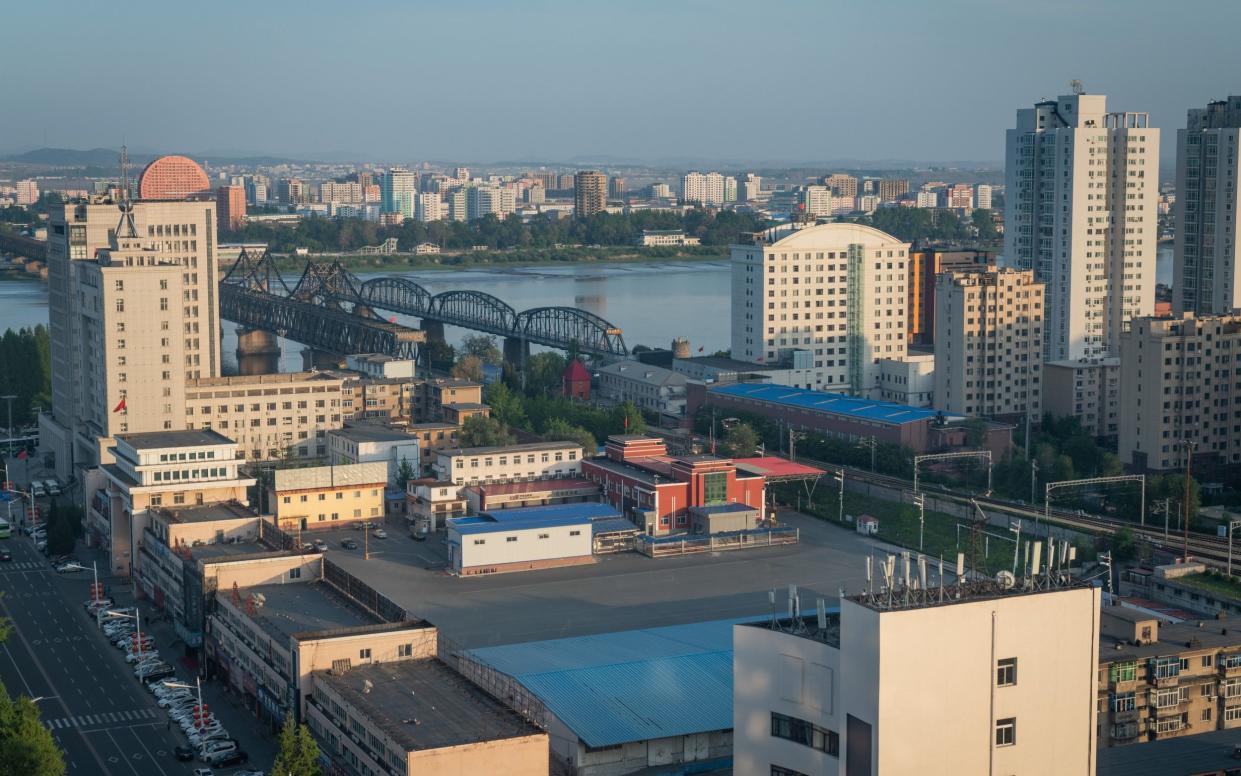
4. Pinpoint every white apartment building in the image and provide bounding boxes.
[933,267,1044,419]
[739,174,762,202]
[381,167,417,216]
[326,425,420,484]
[467,185,516,220]
[1174,96,1241,316]
[731,222,910,396]
[915,189,939,208]
[318,181,363,204]
[41,198,222,478]
[975,183,993,210]
[682,171,731,207]
[875,353,934,407]
[414,192,443,222]
[1005,91,1158,362]
[733,579,1100,776]
[16,179,39,205]
[433,442,583,486]
[801,185,833,217]
[1119,313,1241,471]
